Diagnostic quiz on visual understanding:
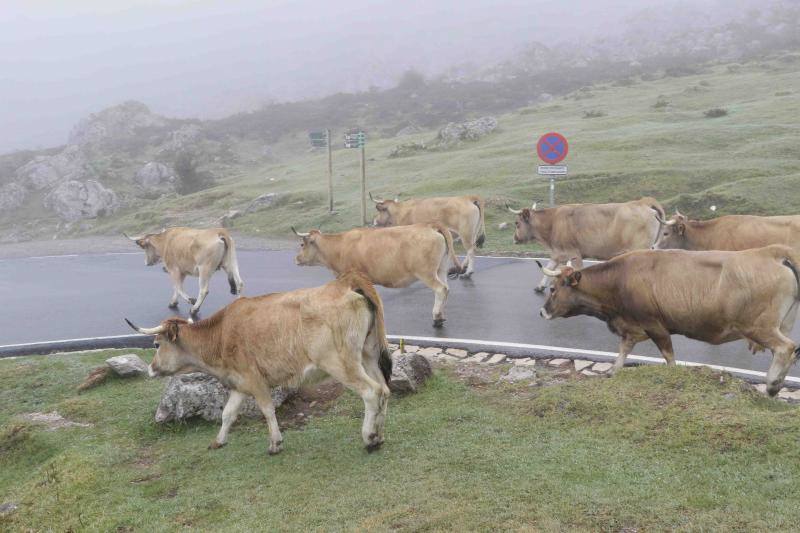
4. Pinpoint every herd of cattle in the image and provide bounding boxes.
[123,194,800,453]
